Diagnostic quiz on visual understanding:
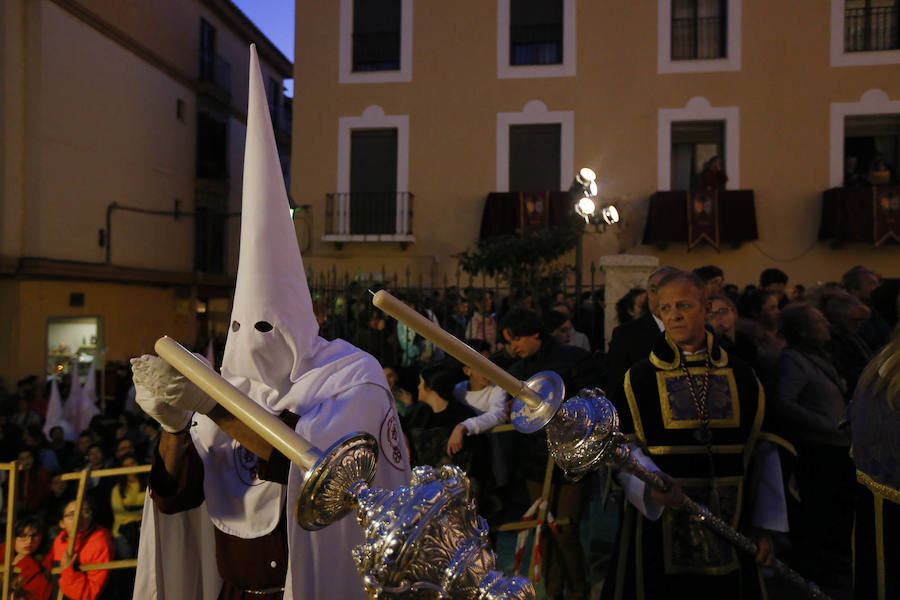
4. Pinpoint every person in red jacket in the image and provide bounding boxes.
[0,516,52,600]
[50,497,114,599]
